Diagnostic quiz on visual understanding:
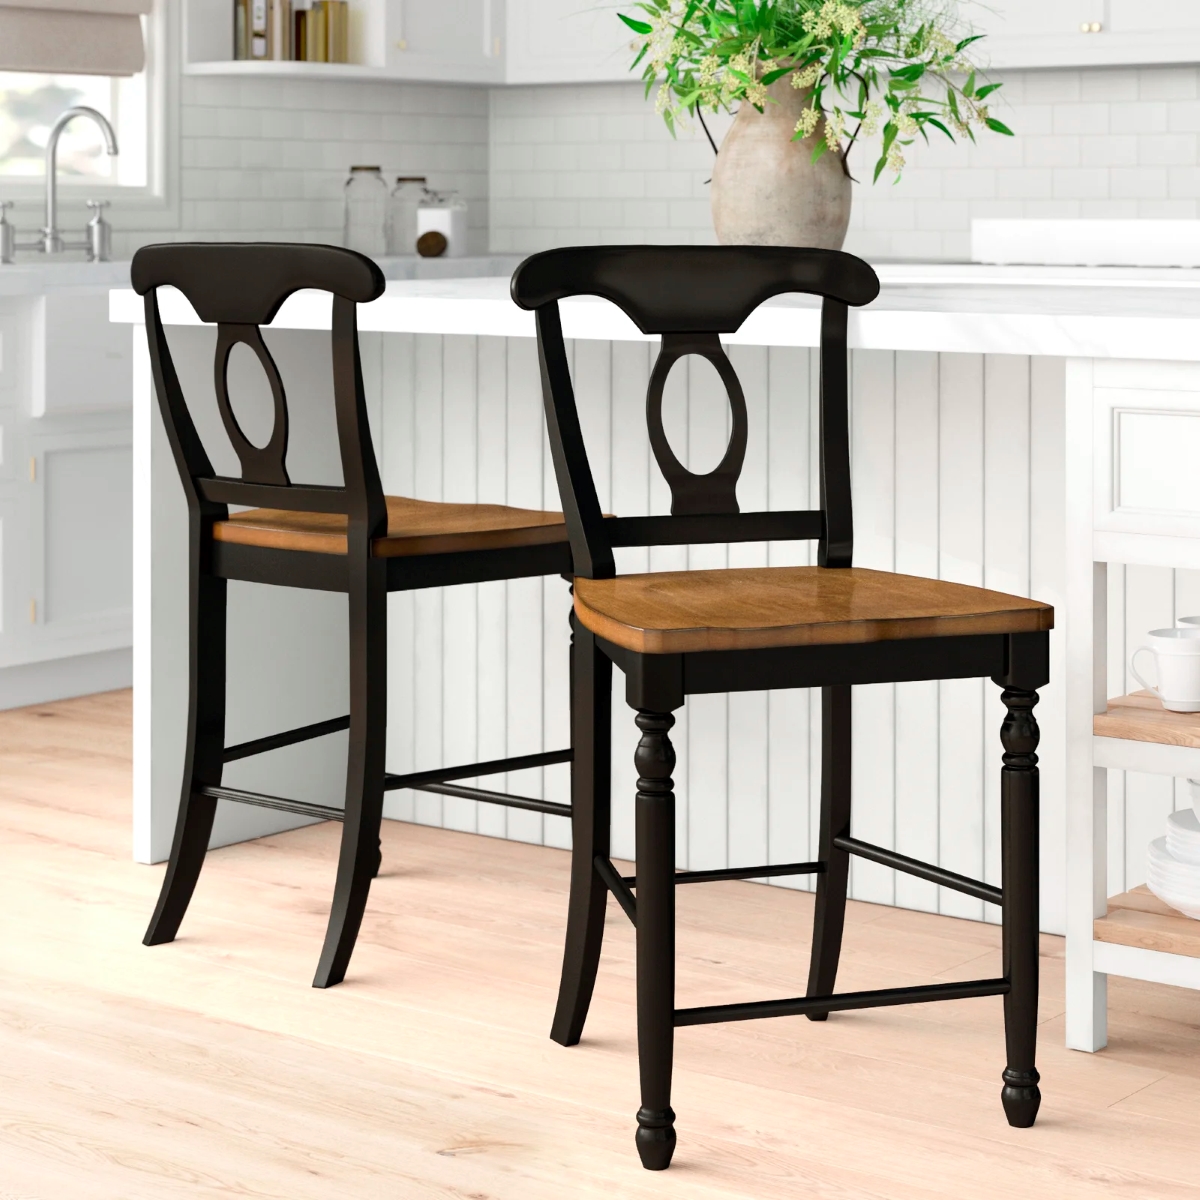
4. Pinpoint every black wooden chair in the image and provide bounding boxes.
[512,245,1052,1170]
[132,242,574,989]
